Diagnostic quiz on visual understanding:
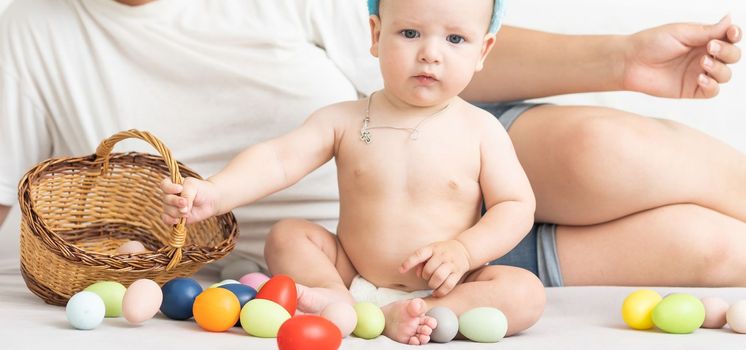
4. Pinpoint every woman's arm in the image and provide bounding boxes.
[462,26,627,102]
[463,18,741,102]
